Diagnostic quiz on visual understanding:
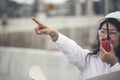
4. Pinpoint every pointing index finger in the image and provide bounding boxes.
[32,17,42,26]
